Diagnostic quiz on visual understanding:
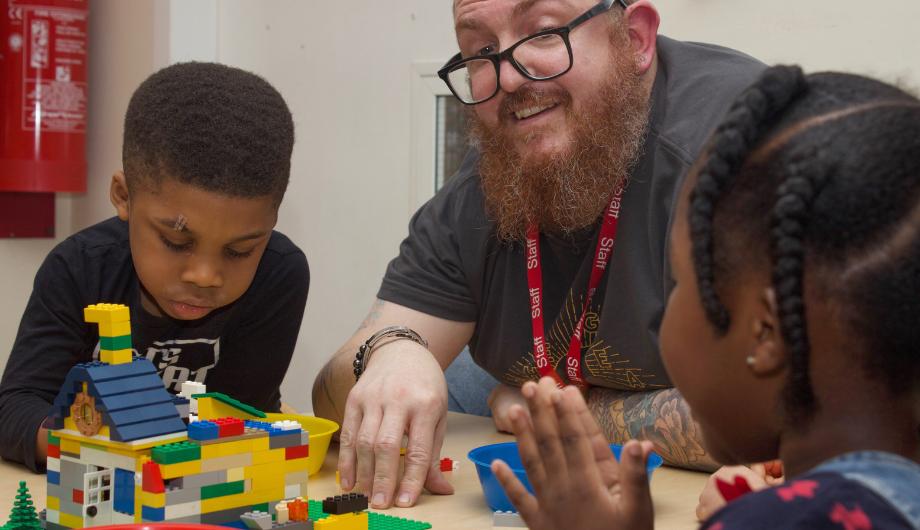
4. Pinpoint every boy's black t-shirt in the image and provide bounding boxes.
[0,217,309,470]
